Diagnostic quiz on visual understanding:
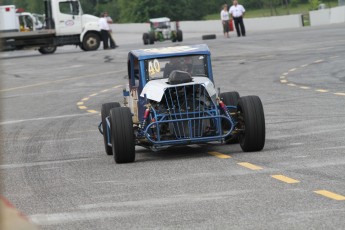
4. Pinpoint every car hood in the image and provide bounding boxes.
[140,77,217,102]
